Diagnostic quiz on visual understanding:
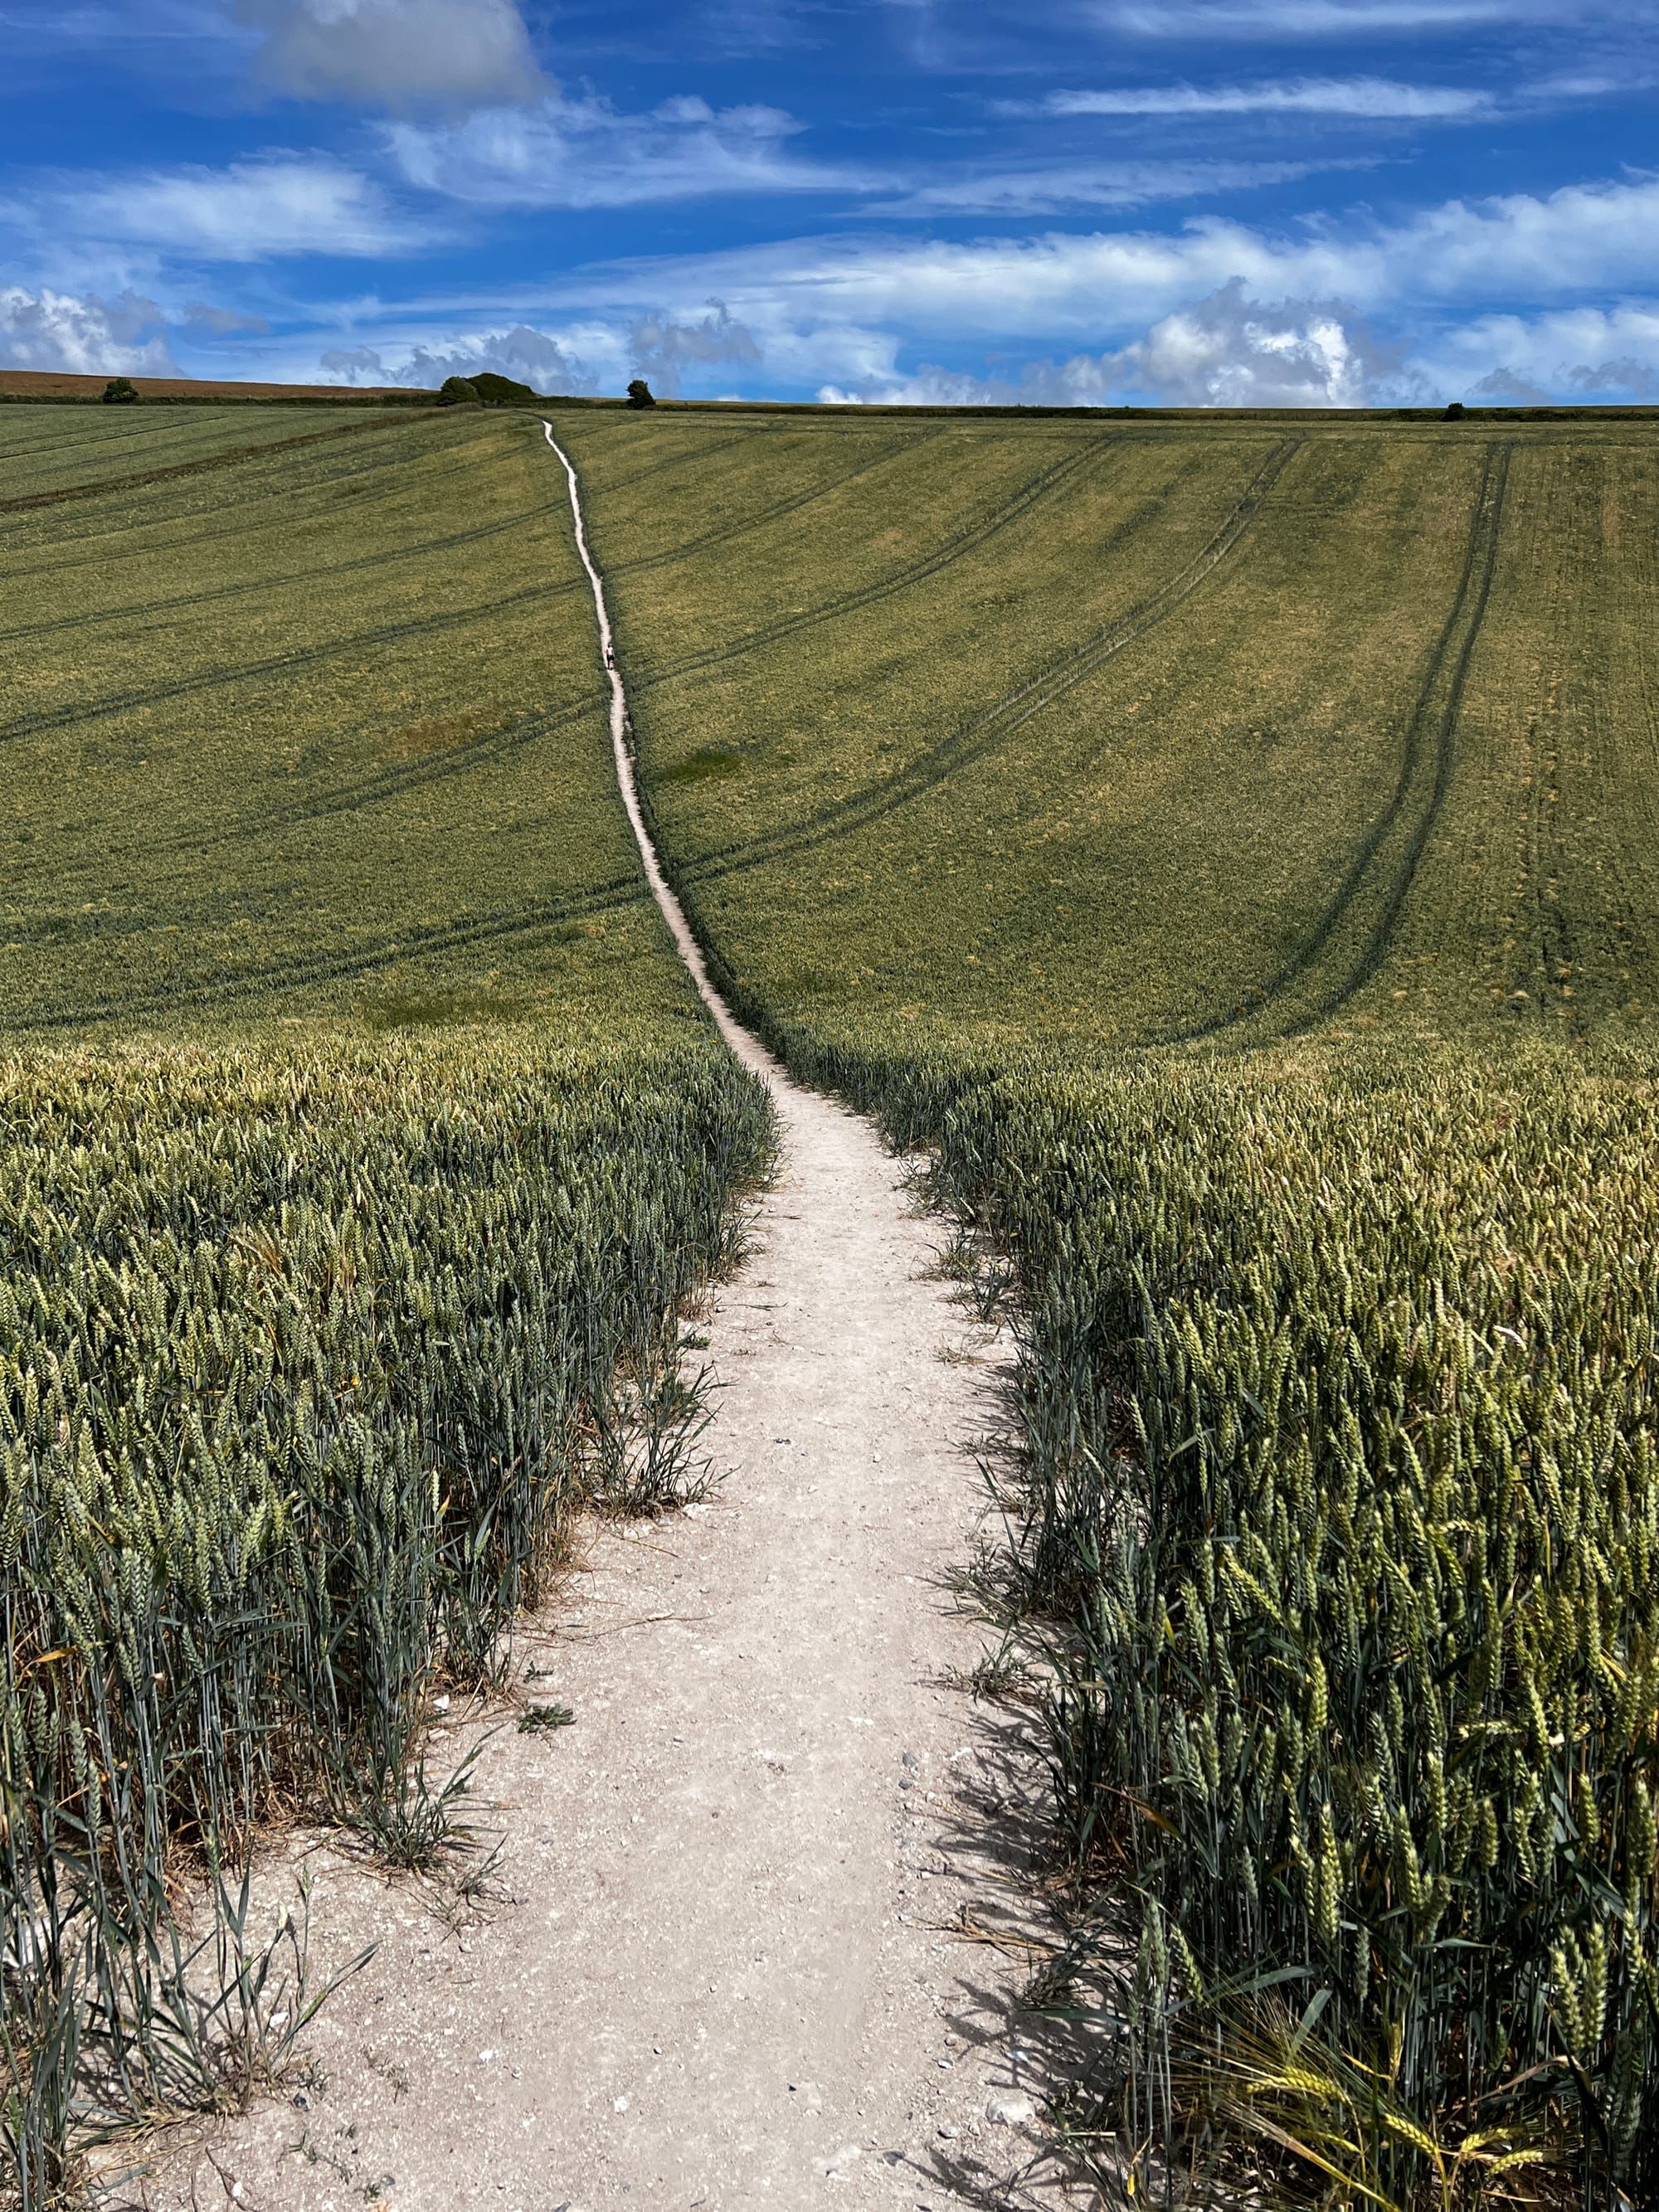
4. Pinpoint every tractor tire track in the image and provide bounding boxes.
[596,426,942,584]
[1175,440,1512,1043]
[621,434,1116,697]
[0,573,567,748]
[0,436,501,576]
[17,876,649,1032]
[0,493,578,644]
[664,435,1304,892]
[0,410,427,517]
[0,434,942,761]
